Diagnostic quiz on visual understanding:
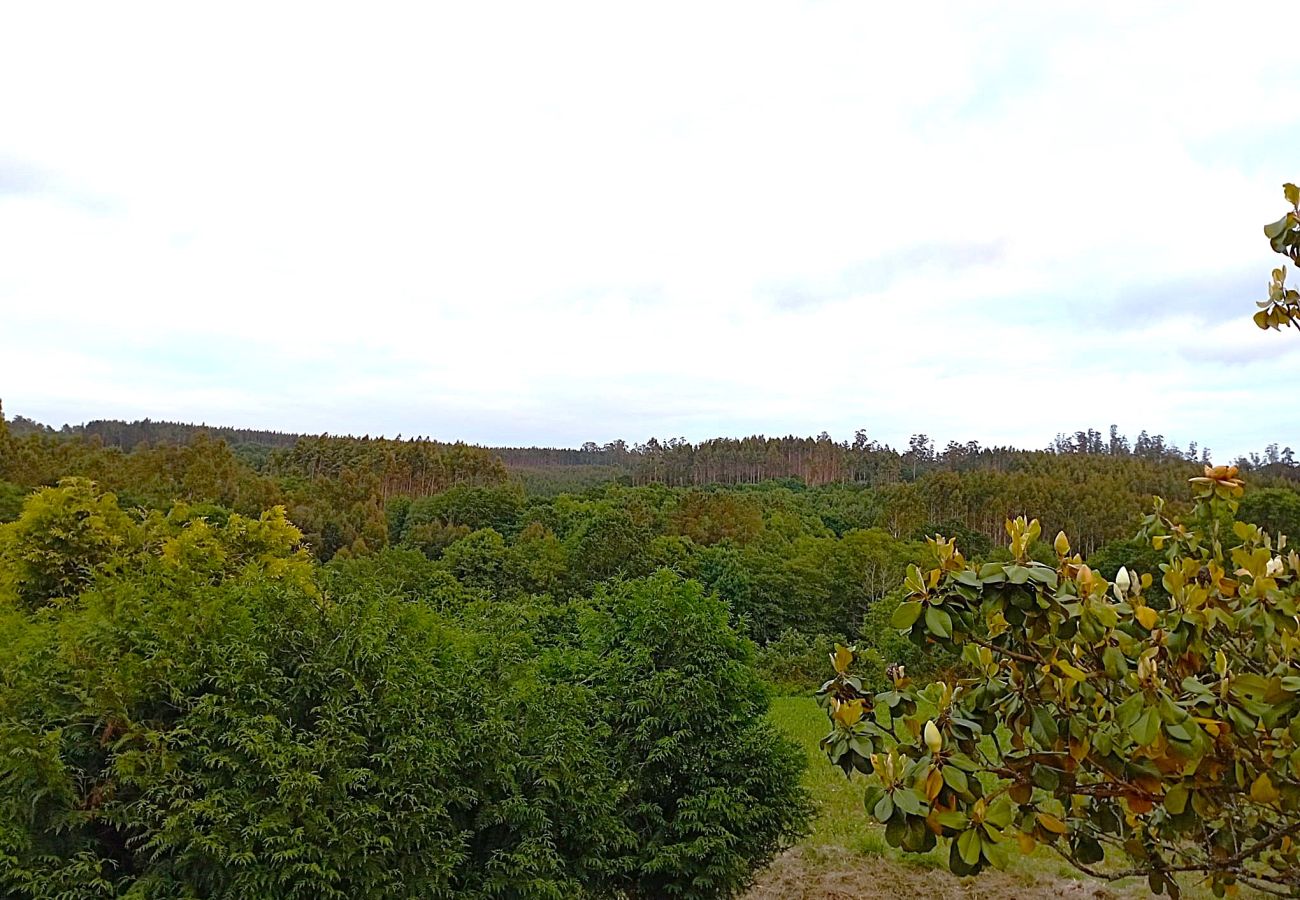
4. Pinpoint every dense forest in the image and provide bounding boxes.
[2,400,1299,896]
